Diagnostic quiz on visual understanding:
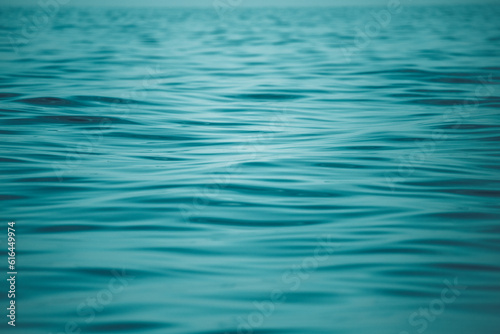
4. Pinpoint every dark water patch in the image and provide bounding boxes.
[439,123,500,130]
[16,176,82,182]
[0,194,28,200]
[72,95,148,105]
[202,71,257,78]
[71,267,150,279]
[343,145,388,150]
[345,246,438,256]
[408,98,497,106]
[0,108,23,113]
[33,224,106,233]
[238,161,277,168]
[445,189,500,198]
[0,157,27,163]
[314,162,368,169]
[433,212,500,220]
[120,224,196,232]
[221,183,342,198]
[411,238,474,248]
[389,93,428,98]
[173,119,251,127]
[0,92,22,99]
[106,131,196,141]
[432,77,492,84]
[11,73,59,79]
[140,246,221,256]
[354,68,435,76]
[36,115,138,125]
[478,135,500,142]
[190,217,323,227]
[85,322,169,331]
[411,88,466,93]
[432,263,500,272]
[228,93,306,101]
[137,155,186,161]
[15,97,85,107]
